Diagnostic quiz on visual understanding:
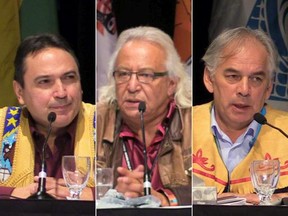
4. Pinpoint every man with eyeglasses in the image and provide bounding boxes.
[113,70,168,84]
[96,26,192,206]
